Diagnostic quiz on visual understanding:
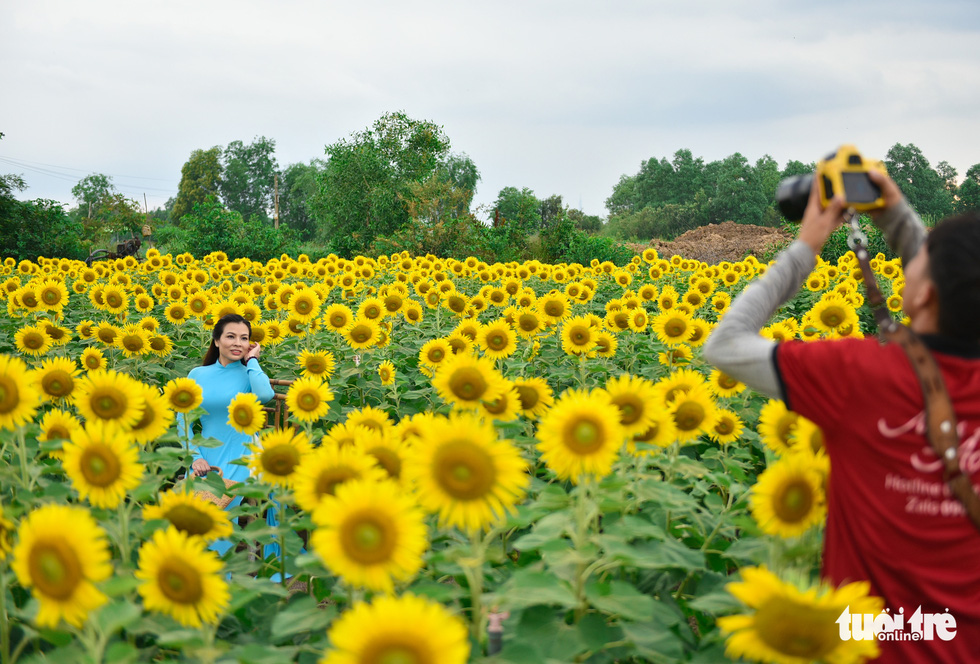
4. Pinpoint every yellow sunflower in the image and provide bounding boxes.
[72,370,145,431]
[511,376,555,418]
[719,566,882,664]
[79,347,106,372]
[311,479,428,592]
[14,324,52,357]
[226,392,267,435]
[707,368,746,398]
[353,429,408,484]
[143,489,233,541]
[322,593,469,664]
[323,303,355,332]
[163,377,203,414]
[62,420,144,508]
[710,408,745,445]
[11,504,113,627]
[293,445,387,514]
[93,321,121,346]
[344,317,380,350]
[750,455,828,539]
[418,337,453,370]
[405,412,528,532]
[652,309,695,347]
[135,526,230,628]
[116,323,152,358]
[432,353,507,410]
[604,374,659,435]
[129,383,176,445]
[38,408,83,459]
[0,354,42,432]
[808,294,859,335]
[285,376,334,423]
[536,388,624,483]
[297,349,336,380]
[378,360,396,386]
[560,315,598,356]
[247,426,313,487]
[669,383,719,445]
[757,399,799,454]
